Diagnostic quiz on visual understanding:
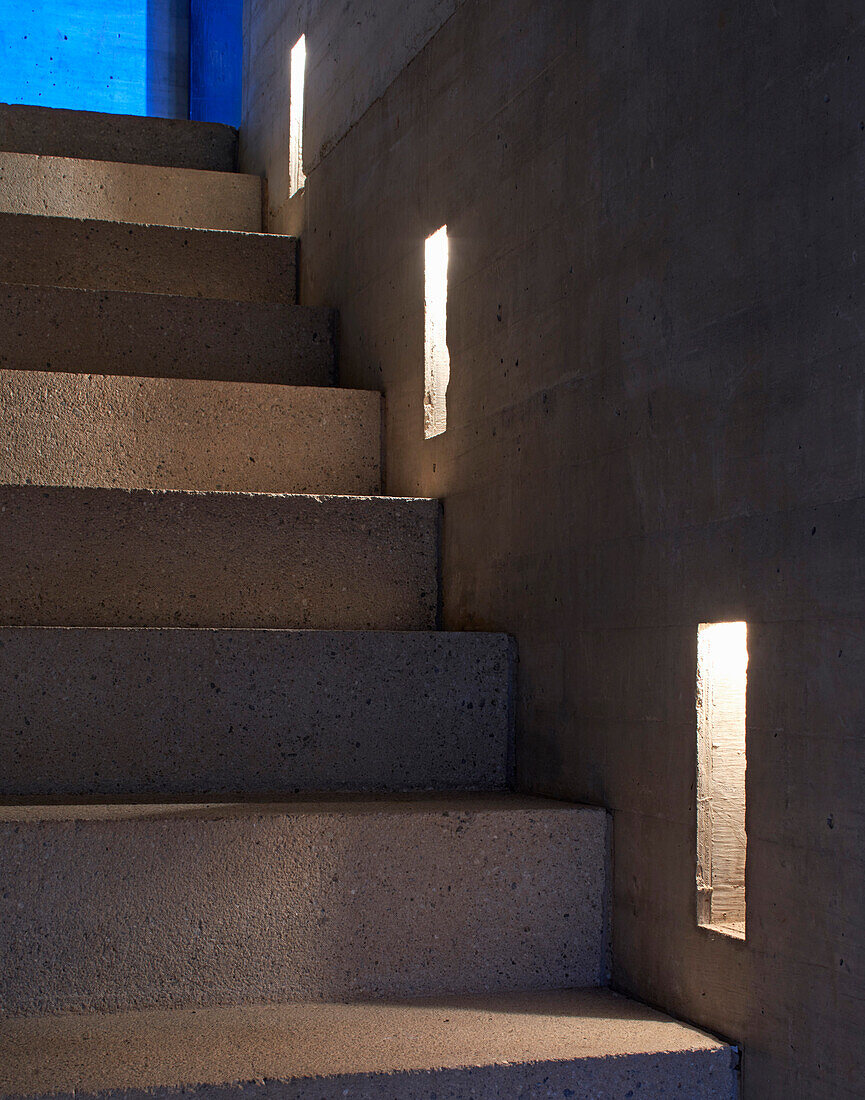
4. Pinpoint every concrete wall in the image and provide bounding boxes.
[242,1,865,1095]
[0,0,189,118]
[241,0,463,227]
